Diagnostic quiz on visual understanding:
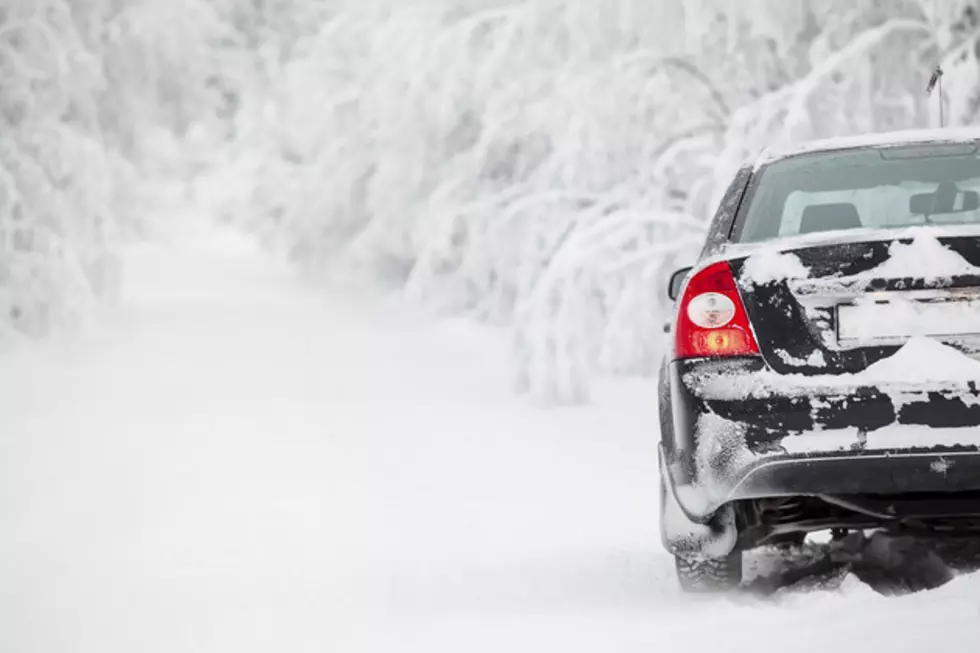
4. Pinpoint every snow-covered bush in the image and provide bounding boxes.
[0,0,121,338]
[197,0,756,402]
[0,0,258,339]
